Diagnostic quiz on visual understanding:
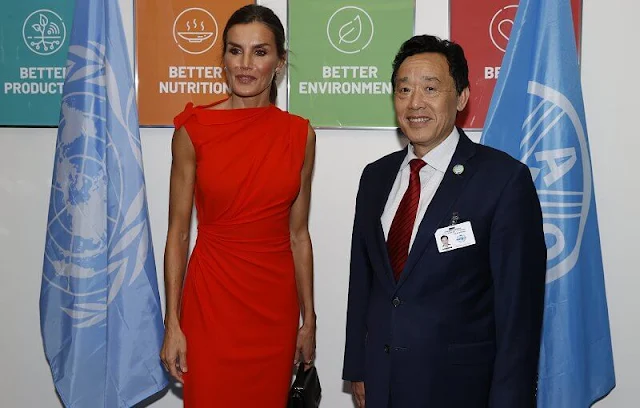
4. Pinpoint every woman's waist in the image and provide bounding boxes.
[195,222,291,252]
